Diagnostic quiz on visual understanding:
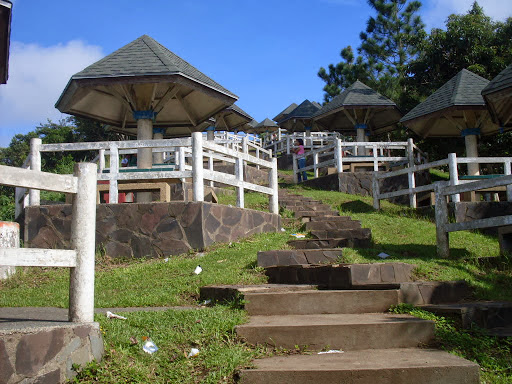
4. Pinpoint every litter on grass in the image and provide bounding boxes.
[164,258,169,262]
[281,228,286,232]
[377,252,390,259]
[194,265,203,275]
[106,311,127,320]
[318,350,344,354]
[290,233,306,238]
[200,299,211,306]
[143,339,158,354]
[188,348,200,358]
